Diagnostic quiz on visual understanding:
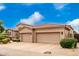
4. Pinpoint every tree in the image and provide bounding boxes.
[73,30,77,34]
[73,30,79,42]
[0,20,9,44]
[74,34,79,42]
[0,25,4,33]
[0,20,3,25]
[0,20,4,33]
